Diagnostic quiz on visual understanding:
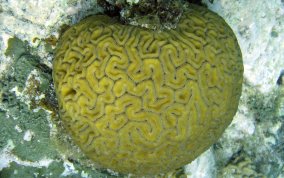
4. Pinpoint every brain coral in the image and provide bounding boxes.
[53,4,243,175]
